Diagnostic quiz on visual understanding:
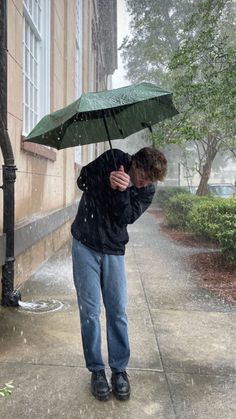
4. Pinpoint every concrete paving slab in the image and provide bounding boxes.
[167,372,236,419]
[0,364,175,419]
[151,309,236,375]
[133,242,235,313]
[0,306,162,372]
[0,303,83,366]
[141,276,232,312]
[127,277,150,317]
[128,316,163,370]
